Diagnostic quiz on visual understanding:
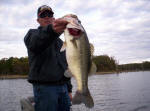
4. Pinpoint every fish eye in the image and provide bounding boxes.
[78,20,81,23]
